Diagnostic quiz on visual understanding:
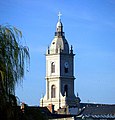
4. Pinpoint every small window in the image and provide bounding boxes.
[51,62,55,73]
[64,67,68,73]
[51,85,56,98]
